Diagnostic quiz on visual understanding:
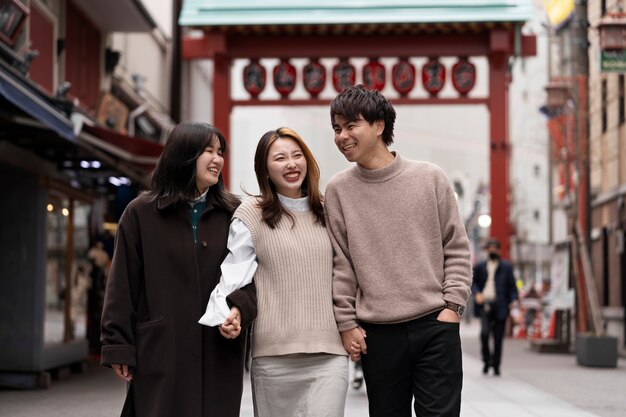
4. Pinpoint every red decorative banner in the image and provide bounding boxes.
[422,57,445,97]
[303,59,326,98]
[243,59,266,98]
[451,57,476,96]
[362,59,385,91]
[273,59,297,98]
[332,58,356,92]
[392,58,416,96]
